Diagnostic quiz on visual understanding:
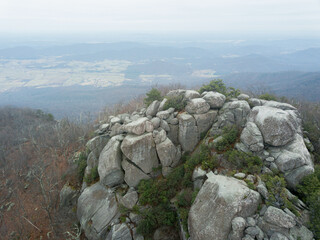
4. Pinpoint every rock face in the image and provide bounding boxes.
[250,106,298,146]
[178,113,199,152]
[98,137,124,187]
[188,172,260,240]
[121,133,159,174]
[77,183,119,240]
